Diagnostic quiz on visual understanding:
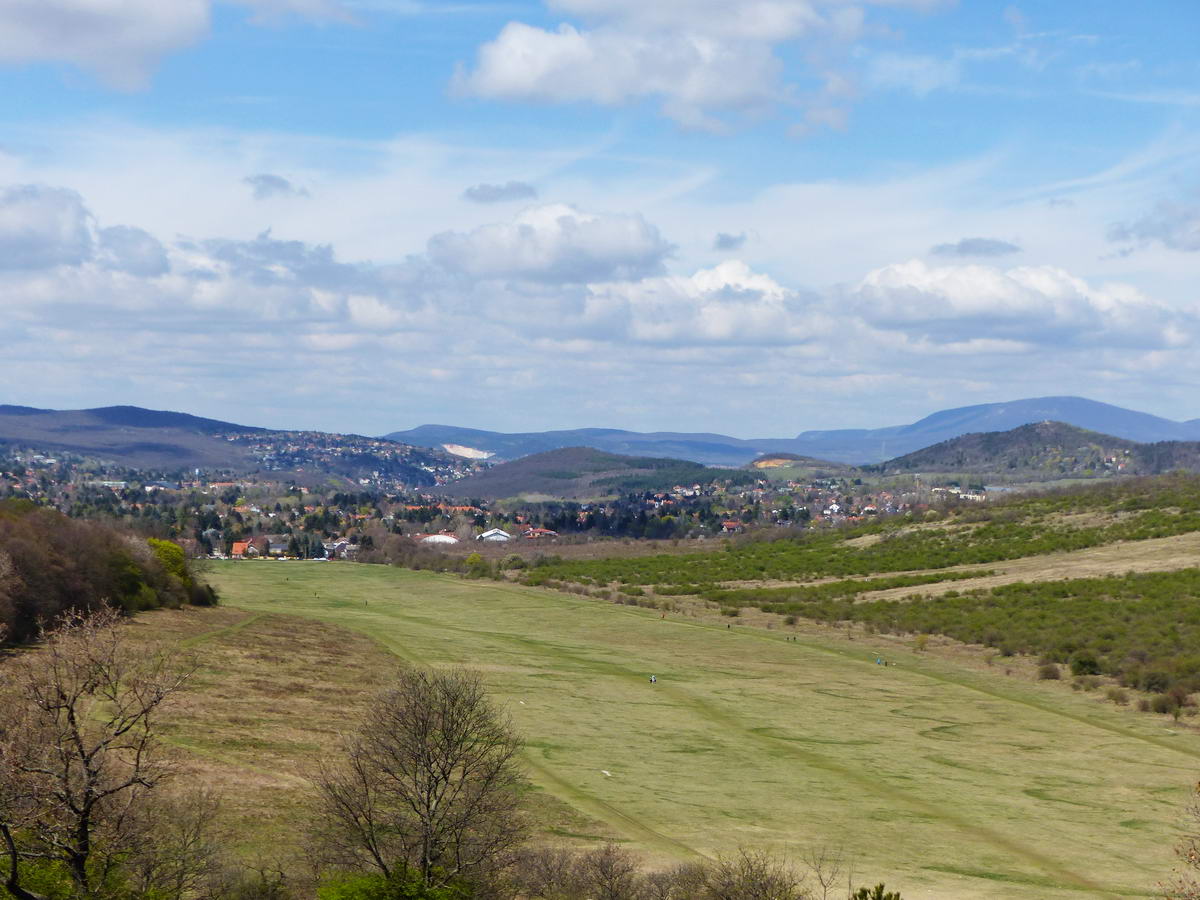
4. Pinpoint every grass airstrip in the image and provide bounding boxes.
[160,561,1200,900]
